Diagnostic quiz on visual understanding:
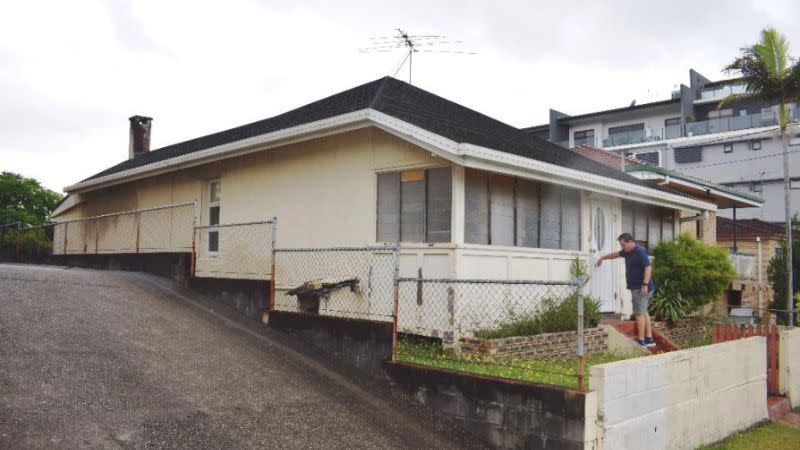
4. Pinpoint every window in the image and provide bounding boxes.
[376,167,452,243]
[621,200,675,250]
[790,136,800,146]
[573,129,595,146]
[636,152,660,166]
[207,180,220,252]
[723,143,733,154]
[750,140,762,151]
[674,146,703,164]
[751,182,763,193]
[465,169,580,250]
[791,180,800,190]
[665,118,682,139]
